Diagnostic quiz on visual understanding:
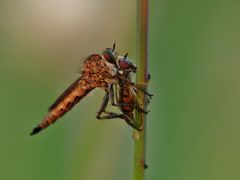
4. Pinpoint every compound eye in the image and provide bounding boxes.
[103,52,111,61]
[103,50,117,66]
[118,59,131,69]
